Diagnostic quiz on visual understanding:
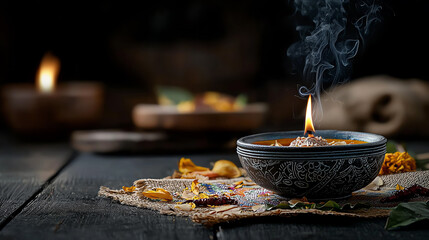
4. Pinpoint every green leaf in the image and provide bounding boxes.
[317,200,341,210]
[386,140,398,153]
[268,201,291,210]
[385,201,429,230]
[234,94,247,108]
[265,204,275,211]
[156,86,194,105]
[290,202,313,209]
[416,158,429,171]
